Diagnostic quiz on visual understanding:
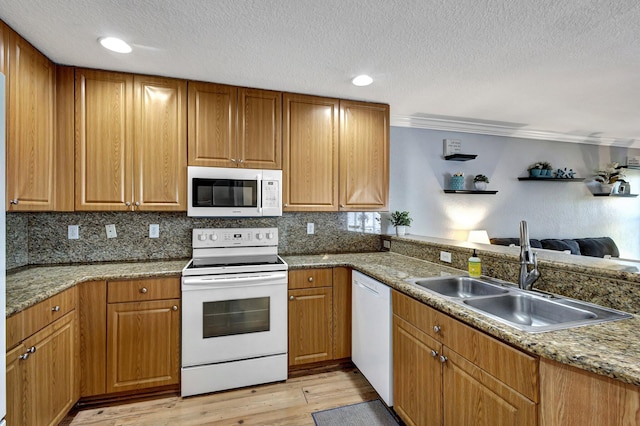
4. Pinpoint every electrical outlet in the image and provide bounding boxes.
[440,251,452,263]
[383,240,391,249]
[149,224,160,238]
[105,224,117,239]
[307,223,315,234]
[68,225,79,240]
